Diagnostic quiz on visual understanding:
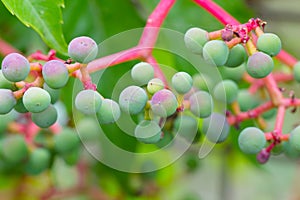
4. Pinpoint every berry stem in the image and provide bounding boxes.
[79,64,97,90]
[273,105,285,135]
[145,55,168,87]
